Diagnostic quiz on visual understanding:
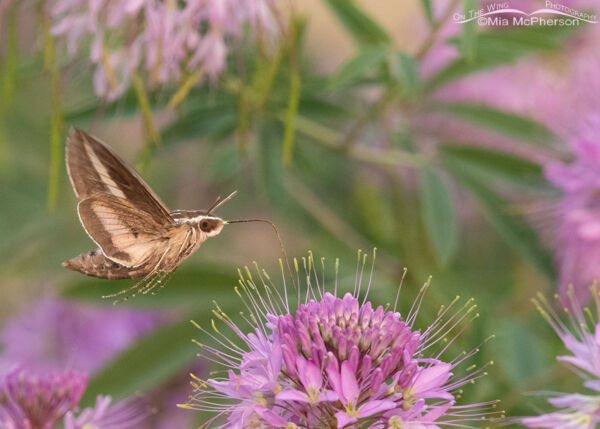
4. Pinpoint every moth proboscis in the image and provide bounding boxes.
[63,128,294,303]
